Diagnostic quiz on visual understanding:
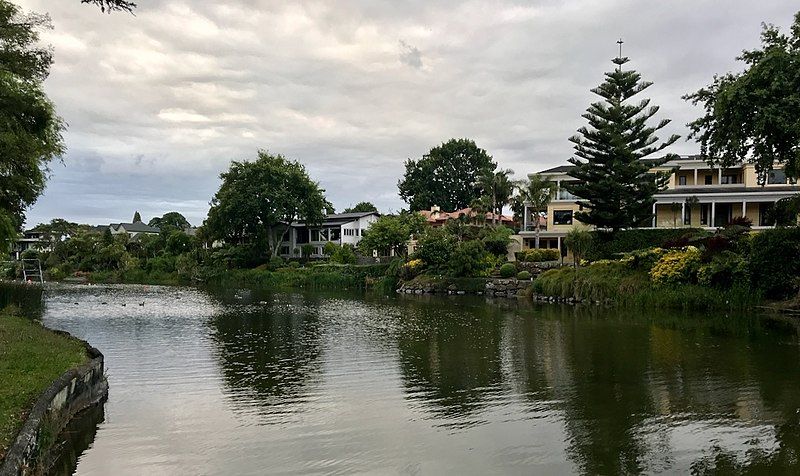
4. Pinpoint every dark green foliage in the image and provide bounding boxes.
[448,240,492,278]
[763,194,800,227]
[749,227,800,298]
[480,225,512,256]
[499,263,516,278]
[565,228,593,266]
[132,211,142,222]
[685,12,800,181]
[476,169,515,223]
[343,201,378,213]
[516,248,560,262]
[329,244,357,265]
[205,151,331,257]
[149,212,190,232]
[0,1,65,252]
[516,271,532,280]
[586,229,707,260]
[566,55,678,231]
[414,227,454,271]
[697,251,748,289]
[398,138,496,211]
